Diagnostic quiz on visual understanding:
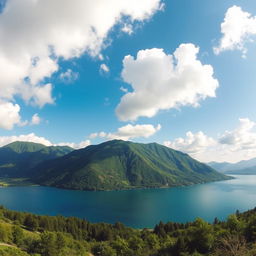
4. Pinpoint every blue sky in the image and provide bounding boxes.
[1,0,256,163]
